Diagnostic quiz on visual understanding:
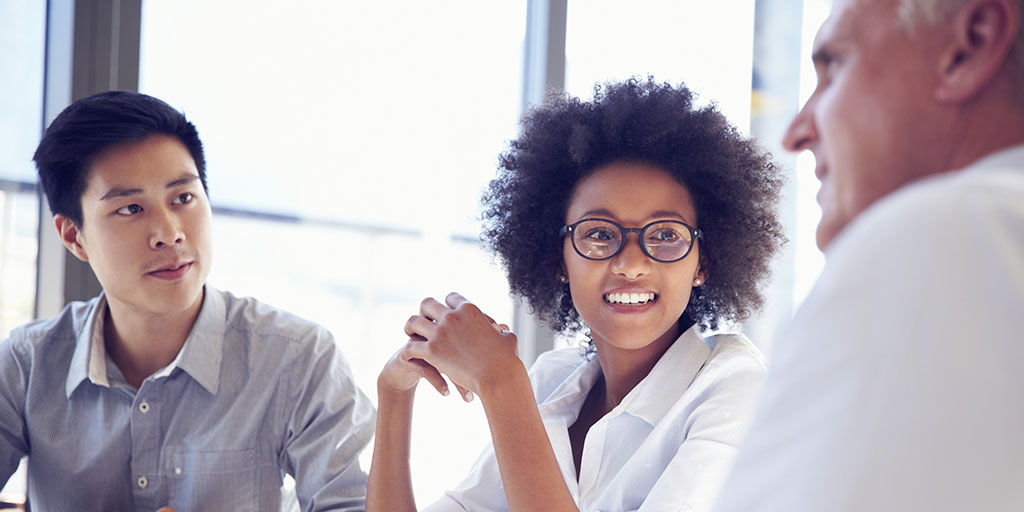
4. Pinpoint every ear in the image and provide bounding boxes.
[54,214,89,262]
[693,265,707,287]
[935,0,1020,103]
